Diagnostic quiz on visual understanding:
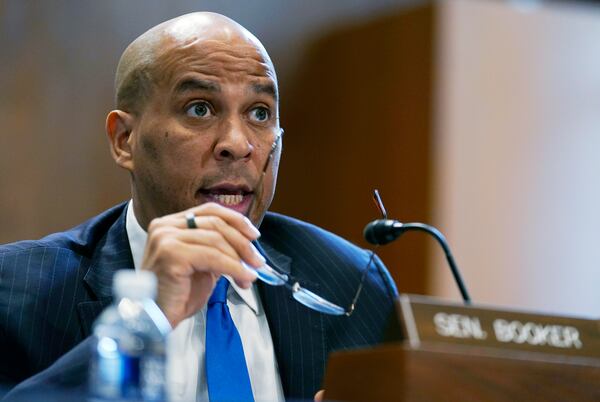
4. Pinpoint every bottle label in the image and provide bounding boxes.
[141,355,166,401]
[90,336,165,401]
